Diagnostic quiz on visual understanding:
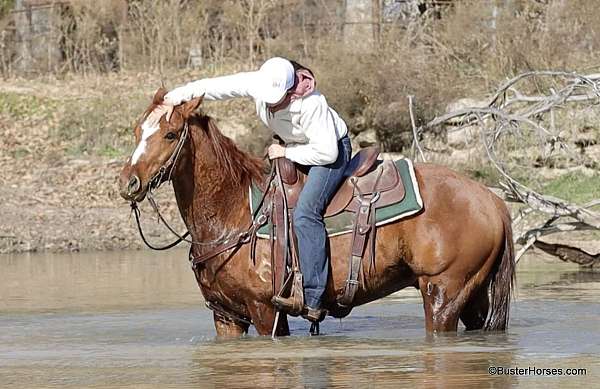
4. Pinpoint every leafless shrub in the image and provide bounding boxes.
[55,0,126,73]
